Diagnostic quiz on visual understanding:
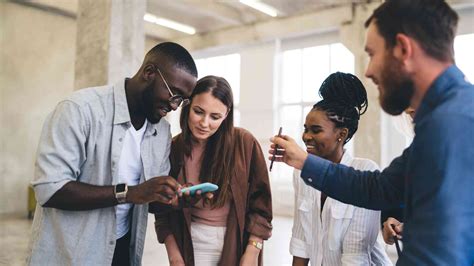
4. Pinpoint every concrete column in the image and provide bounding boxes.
[74,0,145,90]
[340,3,382,164]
